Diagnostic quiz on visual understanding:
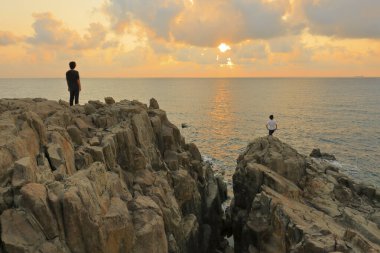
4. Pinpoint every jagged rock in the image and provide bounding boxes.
[0,187,13,212]
[104,97,116,105]
[232,137,380,253]
[74,118,91,135]
[11,157,37,188]
[181,214,199,252]
[58,99,70,107]
[89,136,100,146]
[172,169,198,206]
[134,113,160,168]
[0,97,227,253]
[237,137,306,184]
[1,209,69,253]
[149,98,160,109]
[88,100,104,109]
[187,143,202,162]
[67,125,83,145]
[18,111,47,145]
[46,131,76,175]
[19,183,59,239]
[85,146,106,164]
[84,103,96,115]
[310,148,336,160]
[164,150,179,171]
[129,196,167,253]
